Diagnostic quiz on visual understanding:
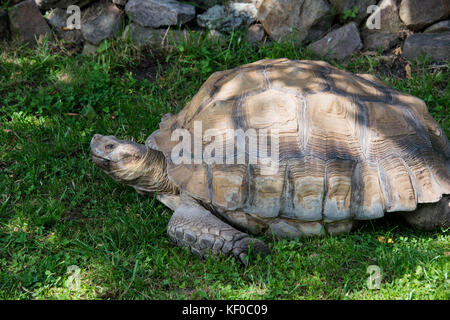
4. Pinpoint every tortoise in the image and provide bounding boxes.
[90,59,450,263]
